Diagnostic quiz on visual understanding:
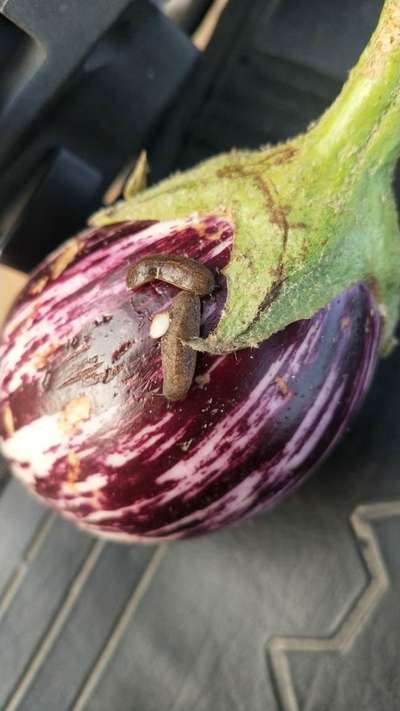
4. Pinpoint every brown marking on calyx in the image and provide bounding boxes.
[59,395,91,433]
[269,145,298,166]
[50,239,80,280]
[340,316,351,331]
[2,404,15,437]
[239,277,287,342]
[127,254,215,296]
[217,147,297,178]
[254,145,298,167]
[161,292,200,401]
[217,162,291,337]
[289,222,307,230]
[29,276,49,295]
[254,173,290,249]
[216,163,290,251]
